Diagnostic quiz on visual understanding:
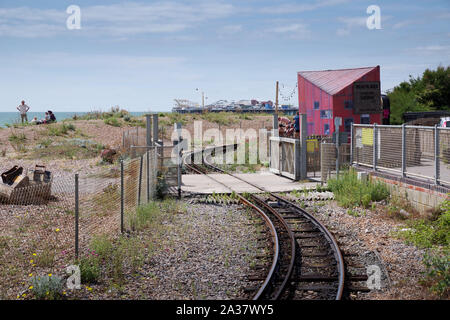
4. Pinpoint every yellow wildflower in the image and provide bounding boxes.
[28,273,33,277]
[29,260,34,264]
[29,286,33,290]
[55,228,60,232]
[32,253,36,256]
[48,273,52,277]
[22,293,26,297]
